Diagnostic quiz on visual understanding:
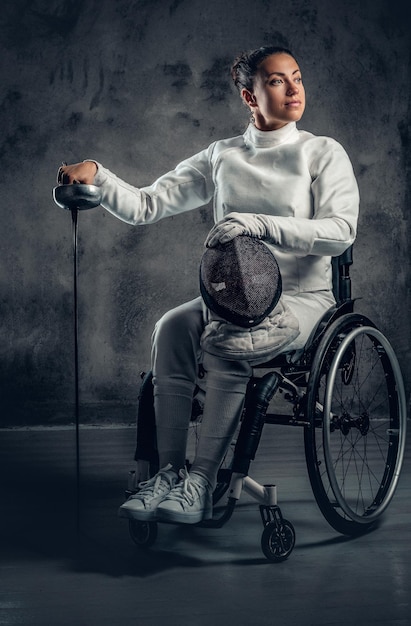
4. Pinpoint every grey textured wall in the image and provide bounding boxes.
[1,0,409,426]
